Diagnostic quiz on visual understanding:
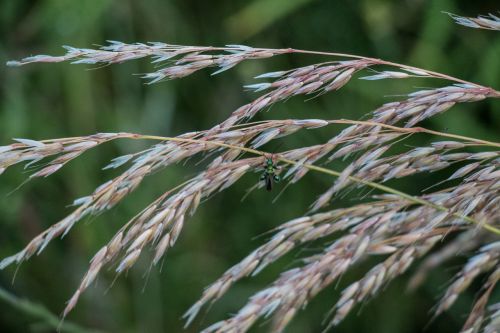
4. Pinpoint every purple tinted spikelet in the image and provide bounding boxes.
[2,11,500,333]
